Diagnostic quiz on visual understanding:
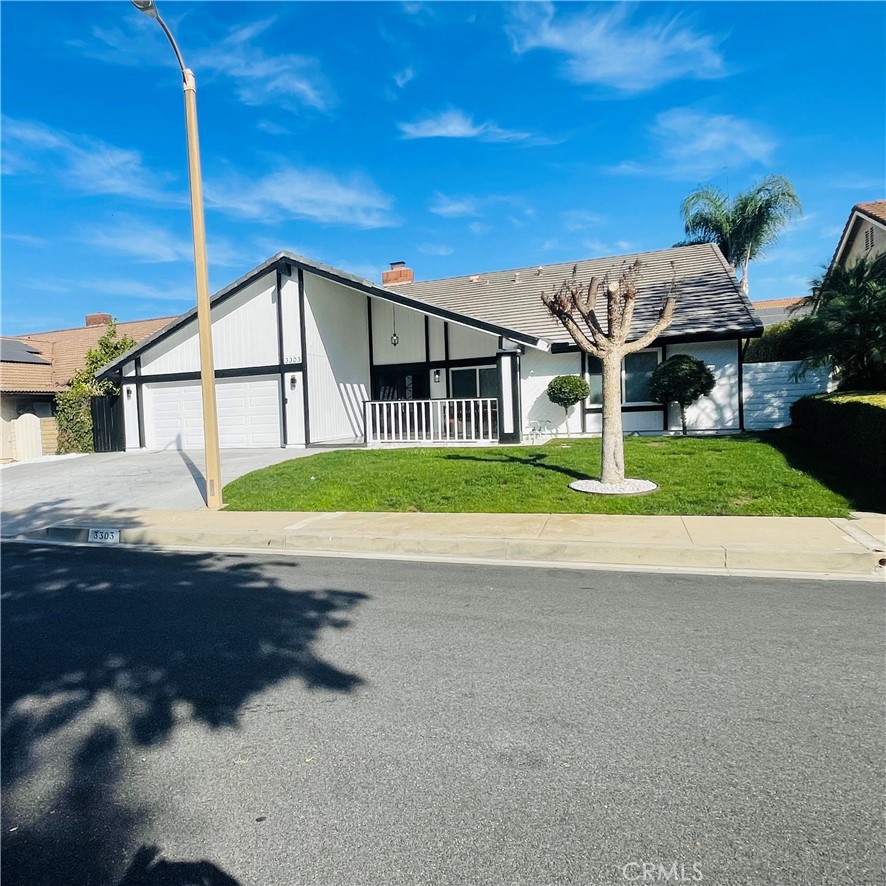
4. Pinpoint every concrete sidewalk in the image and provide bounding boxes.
[20,508,886,577]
